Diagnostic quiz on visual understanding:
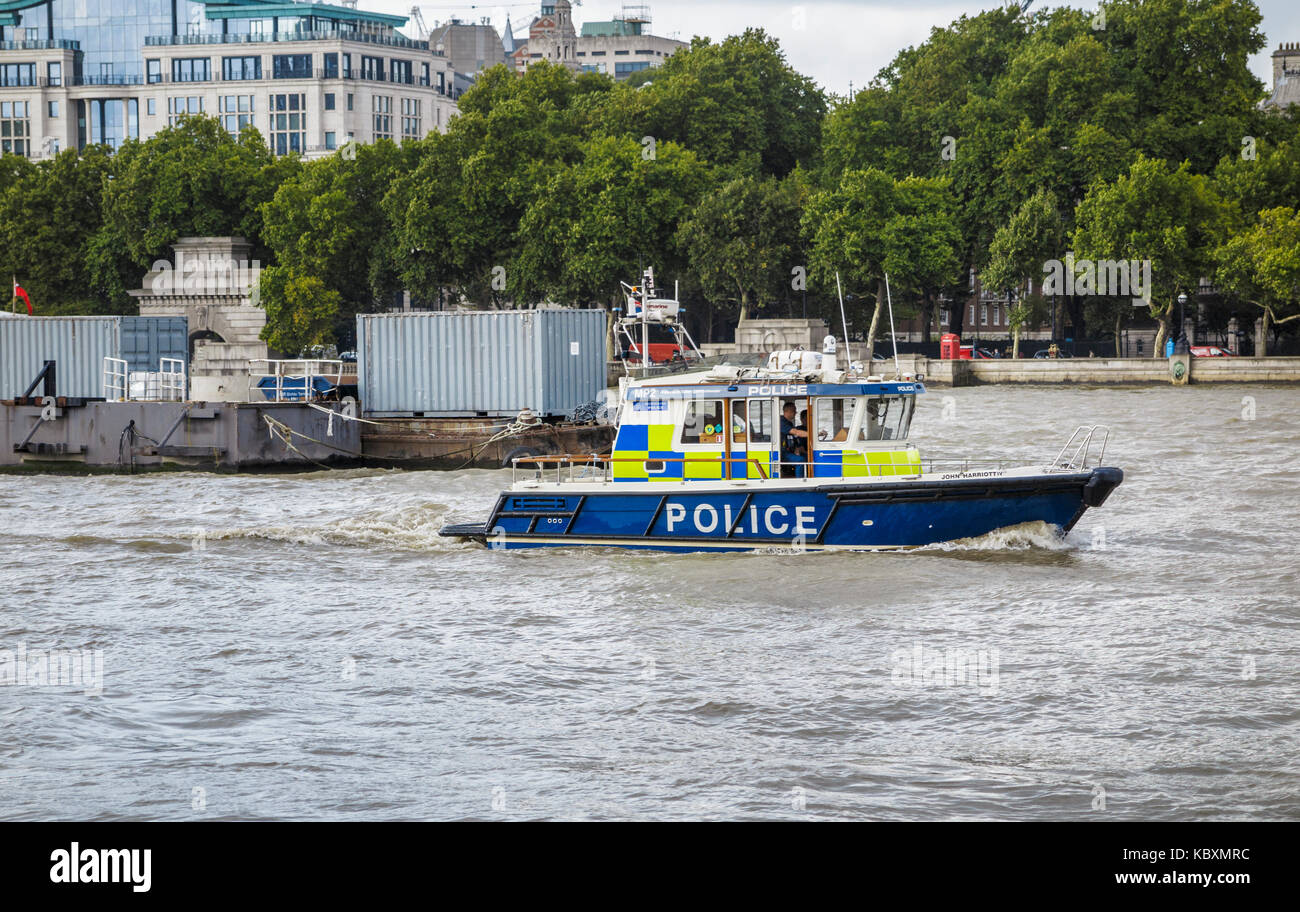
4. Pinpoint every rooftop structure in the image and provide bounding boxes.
[511,1,683,80]
[1264,41,1300,109]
